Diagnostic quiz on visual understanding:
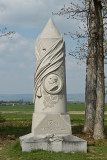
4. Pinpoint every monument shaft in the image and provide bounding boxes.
[33,21,67,113]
